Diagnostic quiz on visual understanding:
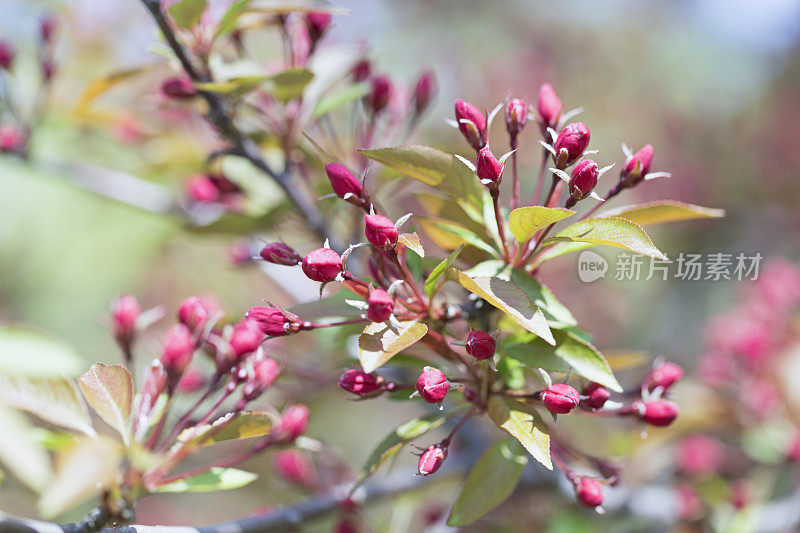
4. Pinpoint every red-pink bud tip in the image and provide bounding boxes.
[185,175,219,203]
[537,83,563,129]
[0,125,25,153]
[305,12,332,42]
[40,15,57,43]
[302,247,343,282]
[553,122,590,166]
[636,399,679,427]
[160,324,194,381]
[259,242,302,266]
[465,330,496,360]
[454,99,487,151]
[325,163,363,200]
[352,59,371,82]
[277,404,309,441]
[338,369,383,396]
[581,383,610,410]
[228,320,264,357]
[364,214,399,248]
[160,75,197,99]
[622,144,654,182]
[575,477,604,509]
[416,367,449,404]
[178,296,210,331]
[246,306,292,336]
[273,449,316,486]
[541,383,580,414]
[476,146,504,188]
[367,289,394,323]
[505,98,527,136]
[417,444,448,476]
[644,362,684,391]
[242,357,281,401]
[413,70,437,116]
[0,41,15,70]
[569,159,599,200]
[367,75,393,114]
[111,295,140,344]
